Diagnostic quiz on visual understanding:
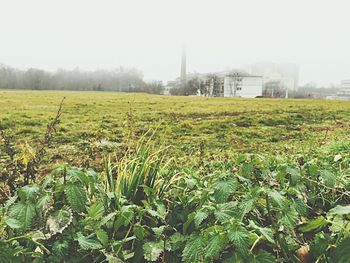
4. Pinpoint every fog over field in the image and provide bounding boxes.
[1,0,350,85]
[2,2,350,262]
